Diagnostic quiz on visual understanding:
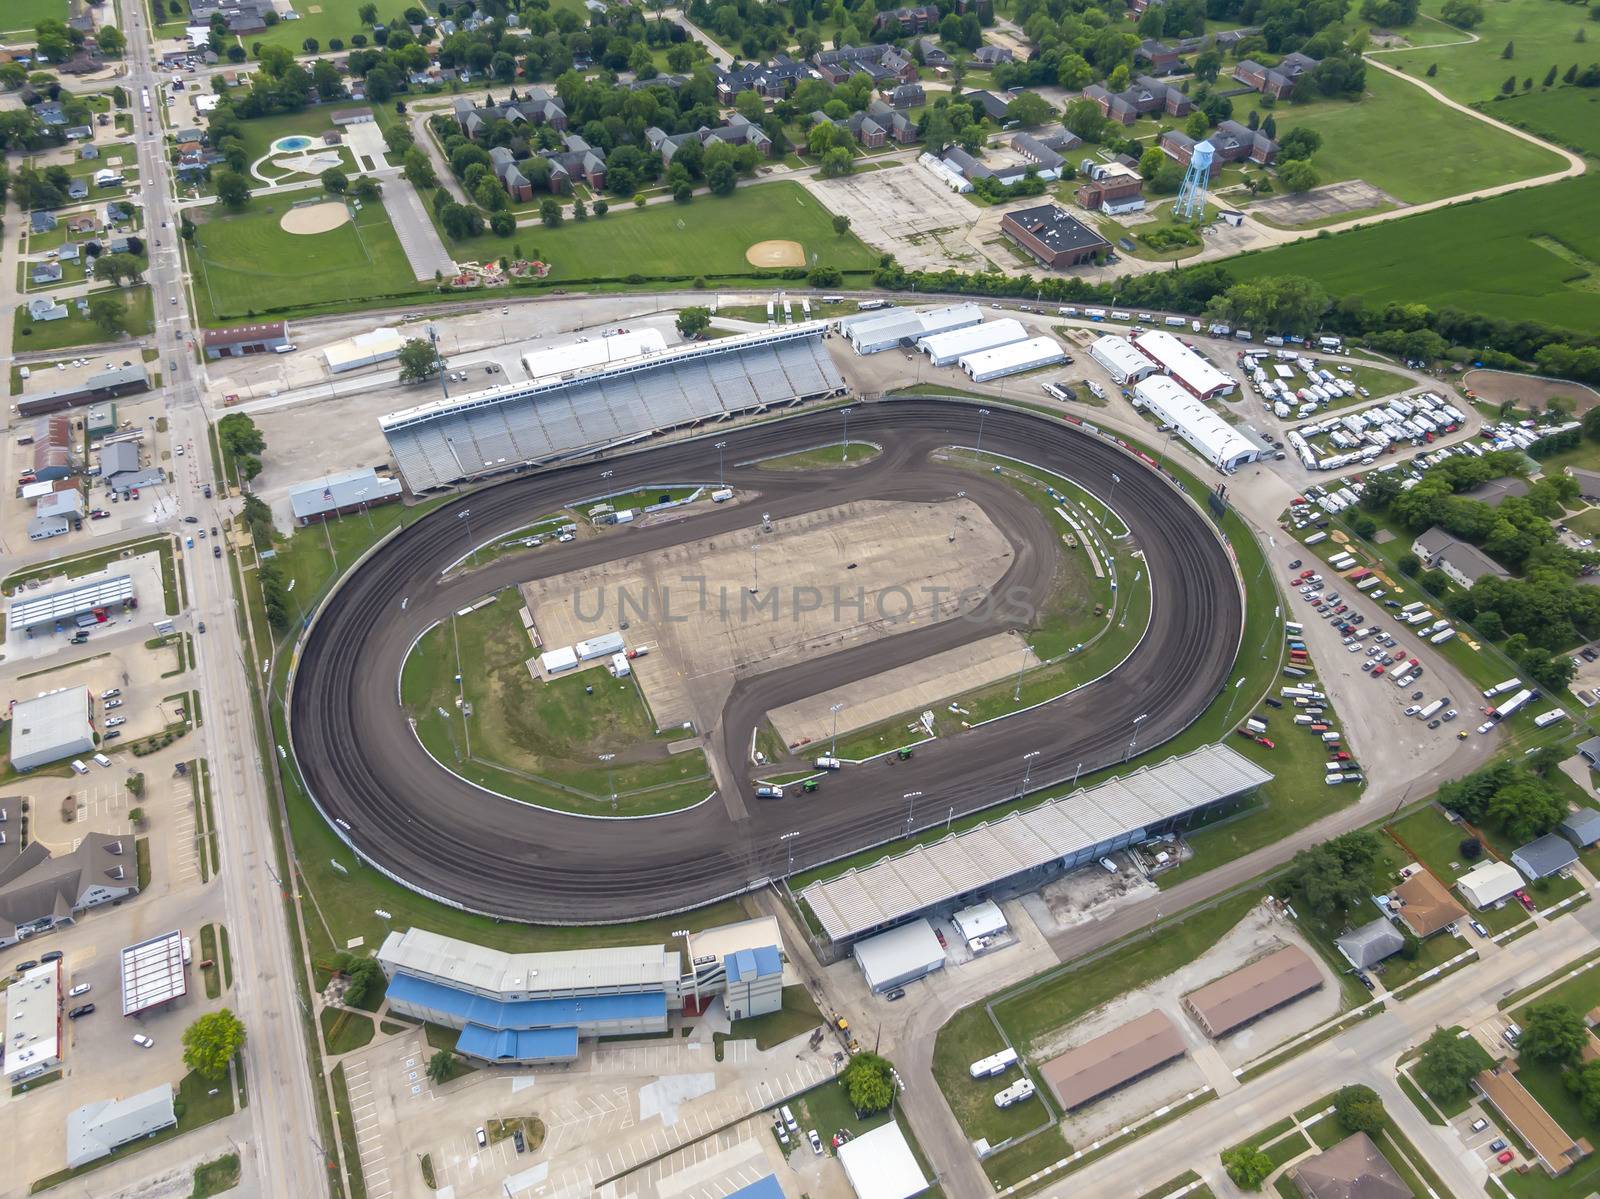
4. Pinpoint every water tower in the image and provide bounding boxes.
[1174,139,1215,222]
